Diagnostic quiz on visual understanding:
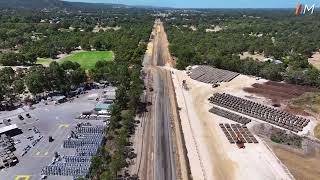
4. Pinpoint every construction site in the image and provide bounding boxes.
[129,19,320,180]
